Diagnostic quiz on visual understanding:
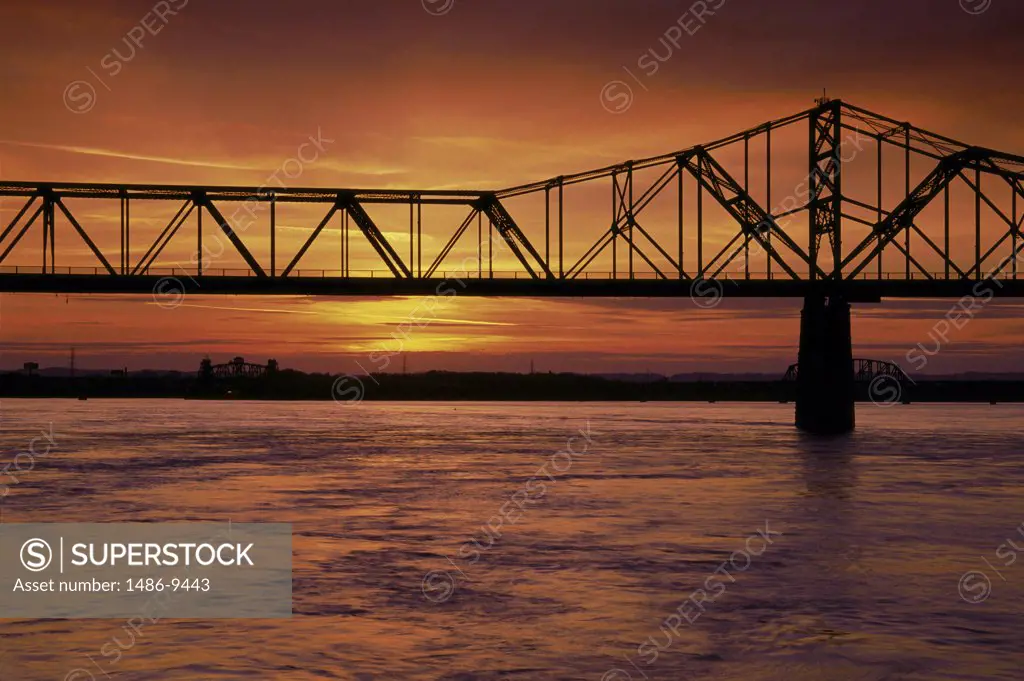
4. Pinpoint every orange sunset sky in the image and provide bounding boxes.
[2,0,1024,375]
